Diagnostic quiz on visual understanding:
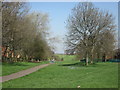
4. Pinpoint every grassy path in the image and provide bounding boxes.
[1,61,49,76]
[1,63,51,82]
